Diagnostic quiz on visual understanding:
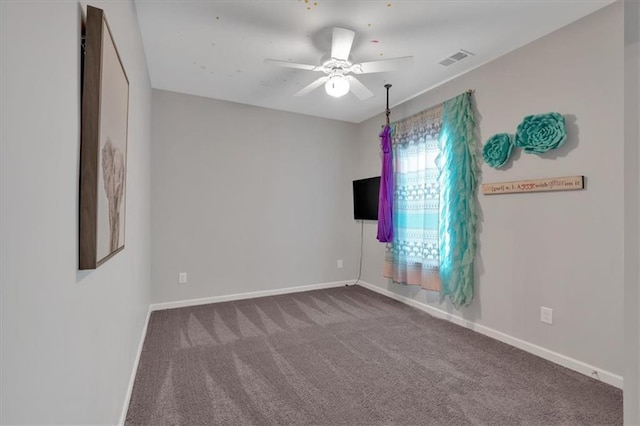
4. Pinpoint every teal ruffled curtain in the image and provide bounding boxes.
[436,92,478,307]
